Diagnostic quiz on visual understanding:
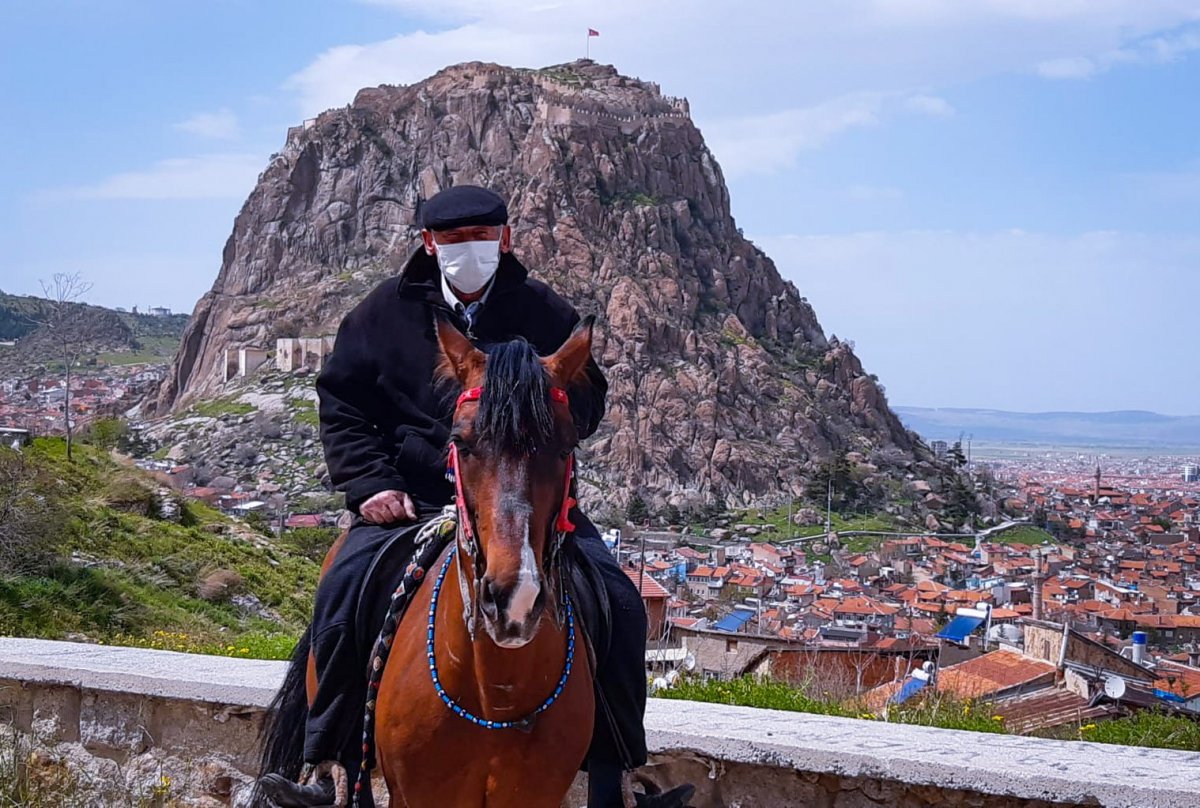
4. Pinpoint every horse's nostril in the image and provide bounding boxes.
[480,577,508,612]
